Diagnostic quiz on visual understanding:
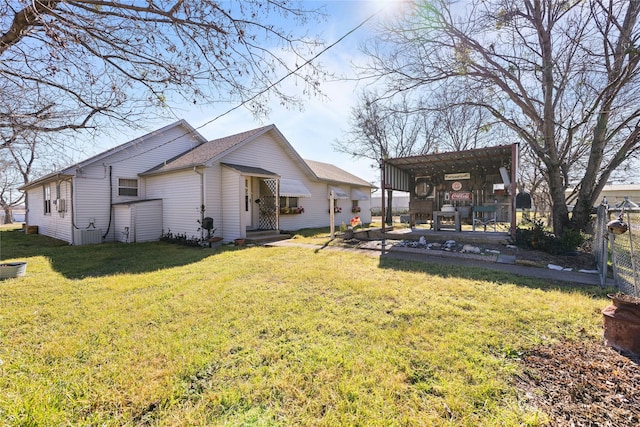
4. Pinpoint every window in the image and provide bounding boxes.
[43,184,51,214]
[279,196,299,208]
[351,200,361,213]
[280,196,303,214]
[118,178,138,196]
